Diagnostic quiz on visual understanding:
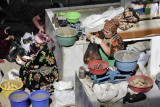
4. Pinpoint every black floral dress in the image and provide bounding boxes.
[19,45,58,90]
